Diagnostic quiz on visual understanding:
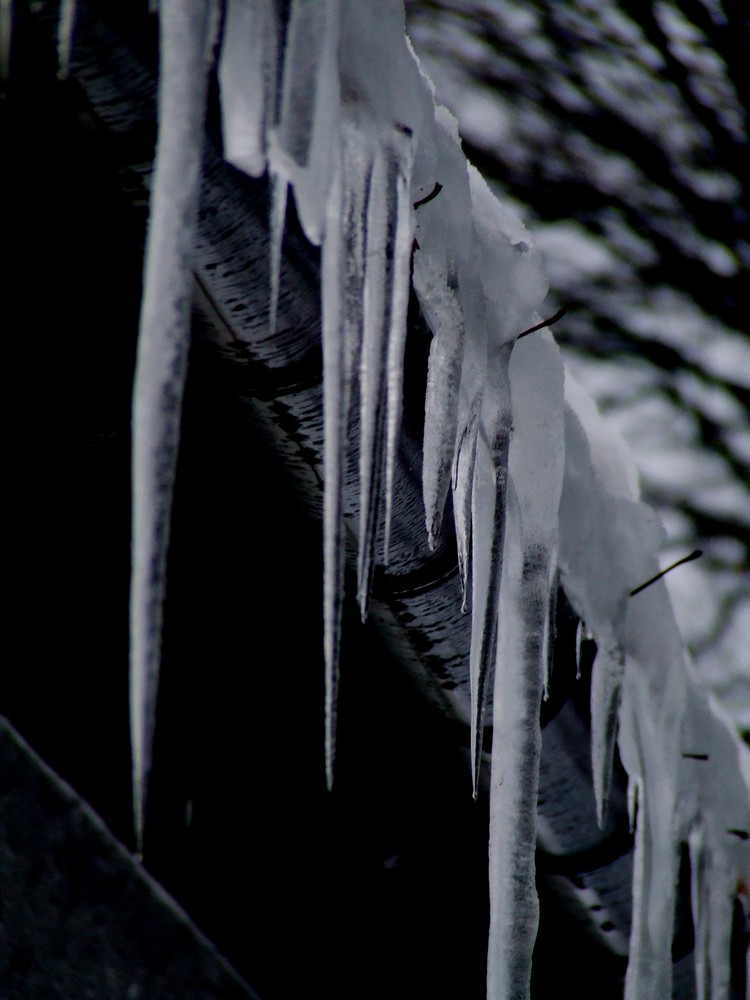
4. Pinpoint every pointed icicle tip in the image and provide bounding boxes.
[133,792,145,860]
[574,619,586,681]
[590,643,625,828]
[56,0,77,80]
[1,0,14,83]
[627,777,640,834]
[325,738,336,792]
[321,154,348,803]
[356,145,390,621]
[426,525,438,553]
[383,135,415,566]
[269,173,288,337]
